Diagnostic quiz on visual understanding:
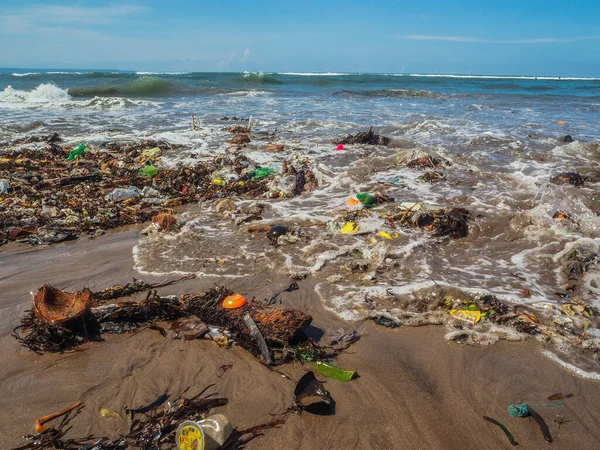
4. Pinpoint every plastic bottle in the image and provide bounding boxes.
[248,167,275,179]
[66,144,86,161]
[356,193,377,208]
[105,186,139,202]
